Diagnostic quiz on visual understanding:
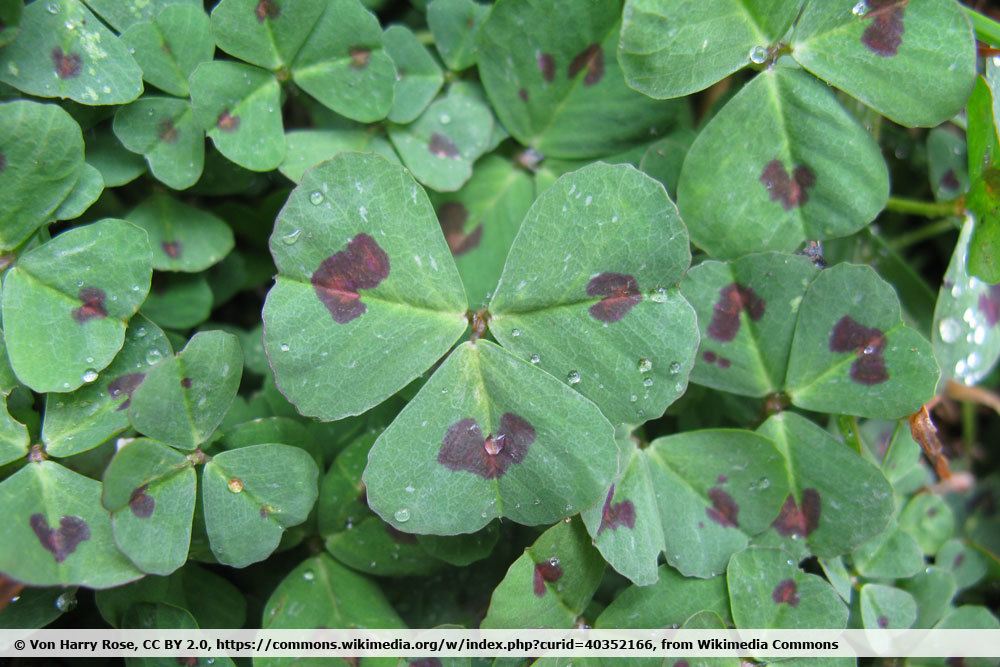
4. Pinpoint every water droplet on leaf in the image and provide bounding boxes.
[567,370,581,385]
[394,508,411,522]
[309,191,325,206]
[82,369,98,383]
[938,317,961,343]
[748,45,768,64]
[638,358,652,373]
